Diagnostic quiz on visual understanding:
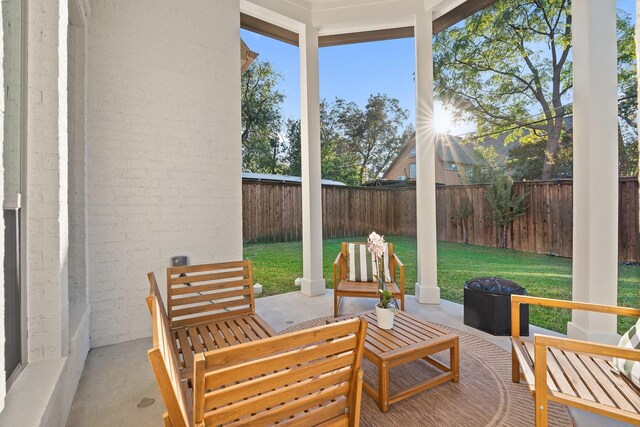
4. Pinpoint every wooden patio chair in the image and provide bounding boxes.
[511,295,640,426]
[333,241,405,317]
[149,261,276,378]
